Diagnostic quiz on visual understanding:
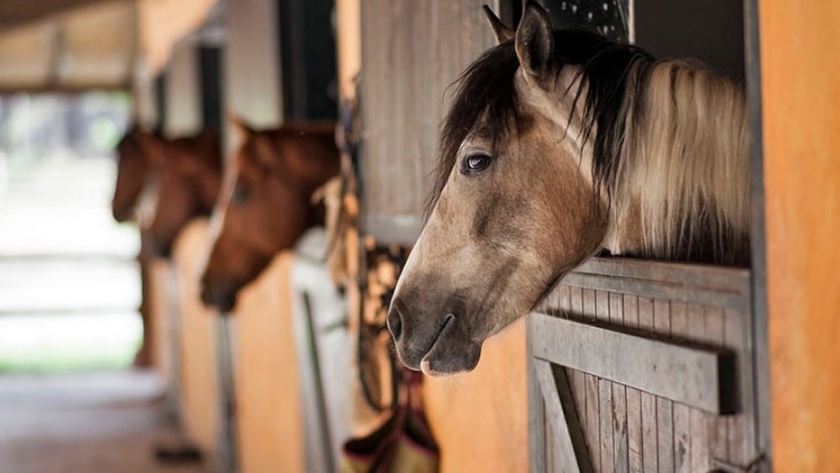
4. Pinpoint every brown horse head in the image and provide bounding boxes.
[112,125,152,222]
[388,2,748,376]
[135,130,223,258]
[200,117,340,311]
